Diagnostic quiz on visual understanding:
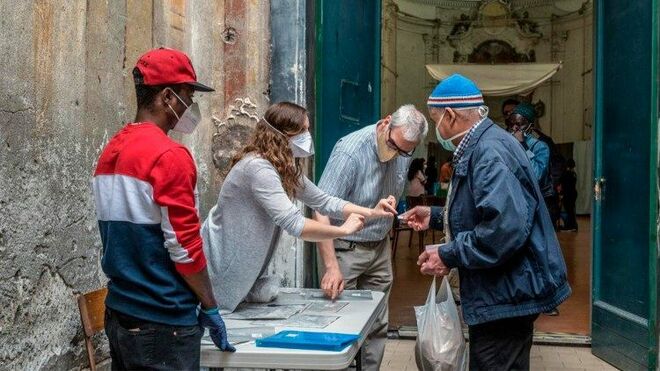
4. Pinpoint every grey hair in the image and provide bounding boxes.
[390,104,429,141]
